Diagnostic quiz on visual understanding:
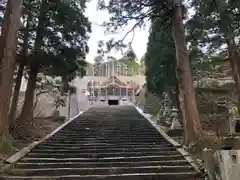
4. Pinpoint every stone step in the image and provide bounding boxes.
[2,172,201,180]
[14,160,189,169]
[26,150,179,158]
[36,143,172,150]
[57,131,159,135]
[47,135,167,139]
[1,106,202,179]
[60,127,160,129]
[39,142,170,147]
[43,139,168,144]
[30,146,175,153]
[52,133,161,137]
[8,165,194,176]
[20,155,186,163]
[60,128,157,131]
[48,136,166,140]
